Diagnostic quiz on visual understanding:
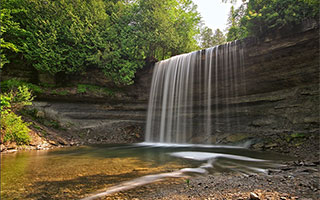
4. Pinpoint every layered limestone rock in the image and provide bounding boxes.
[16,21,320,144]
